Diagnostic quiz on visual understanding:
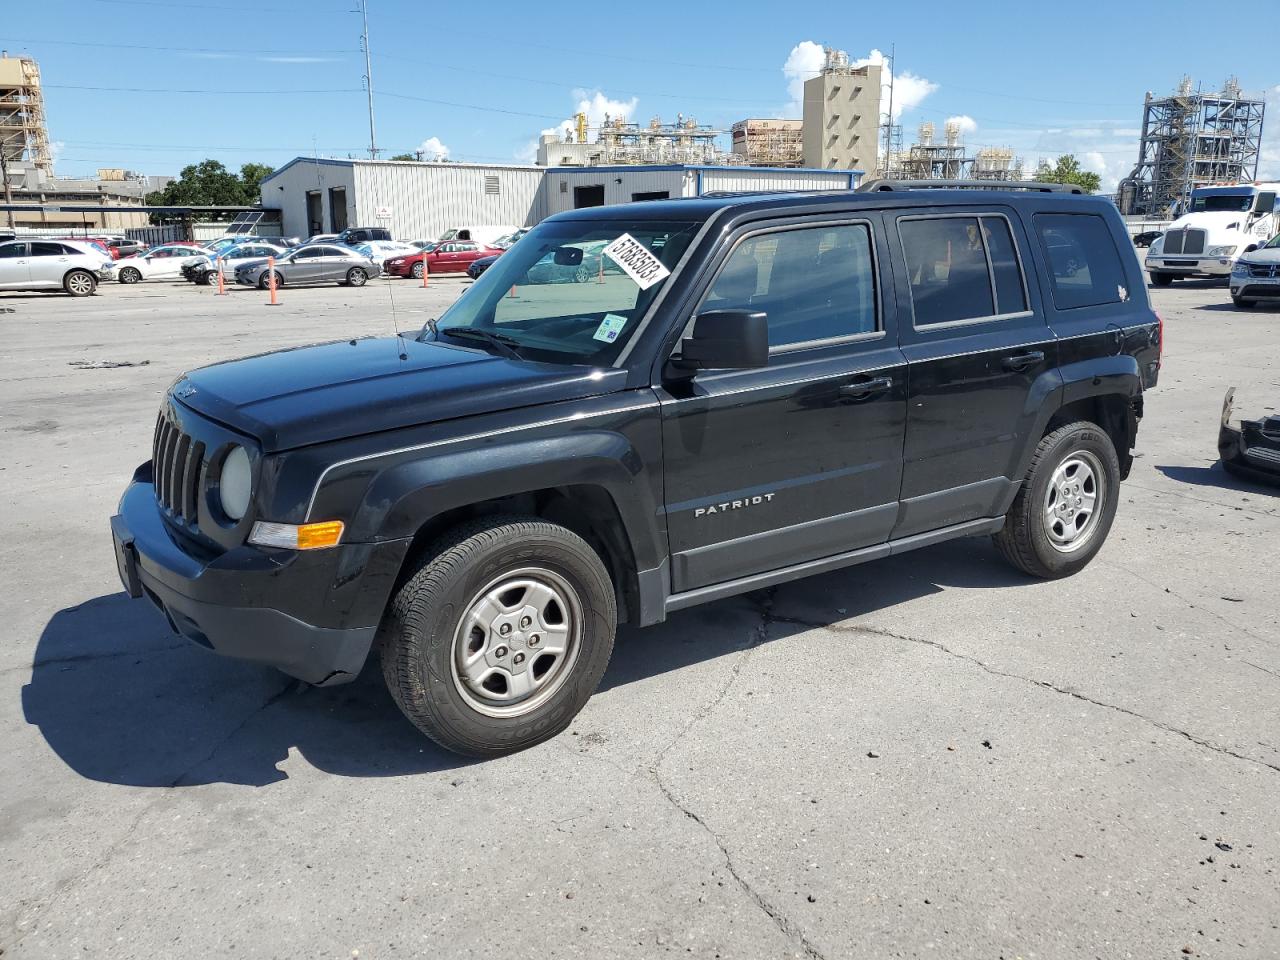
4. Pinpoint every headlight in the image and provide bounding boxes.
[1231,262,1249,277]
[217,445,252,521]
[1208,245,1237,257]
